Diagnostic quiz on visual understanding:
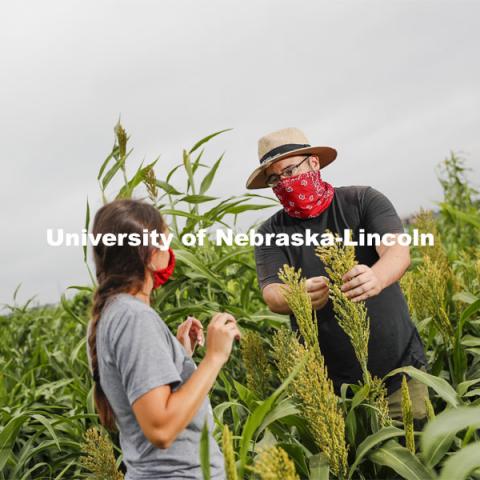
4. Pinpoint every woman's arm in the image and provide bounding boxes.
[132,313,240,449]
